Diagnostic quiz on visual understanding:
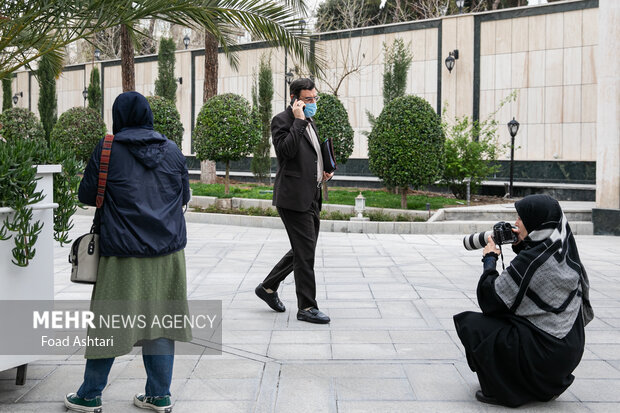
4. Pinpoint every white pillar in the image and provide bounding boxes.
[593,0,620,235]
[595,0,620,209]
